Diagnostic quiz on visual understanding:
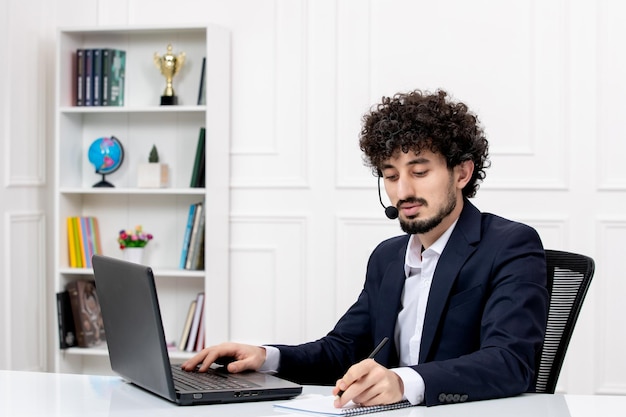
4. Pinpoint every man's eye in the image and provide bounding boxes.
[414,171,427,177]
